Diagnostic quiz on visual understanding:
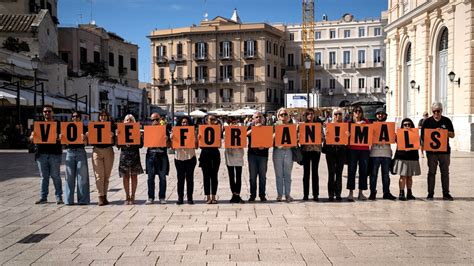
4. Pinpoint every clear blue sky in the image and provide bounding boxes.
[58,0,387,83]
